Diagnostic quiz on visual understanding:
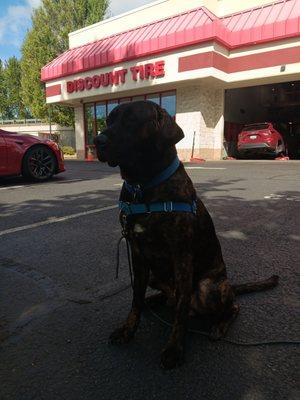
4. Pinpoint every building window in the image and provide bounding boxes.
[95,102,106,134]
[83,90,176,157]
[107,100,119,115]
[146,93,160,105]
[161,91,176,117]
